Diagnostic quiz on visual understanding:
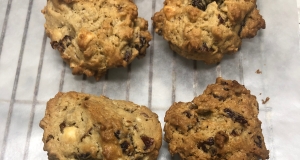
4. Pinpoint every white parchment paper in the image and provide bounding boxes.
[0,0,299,159]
